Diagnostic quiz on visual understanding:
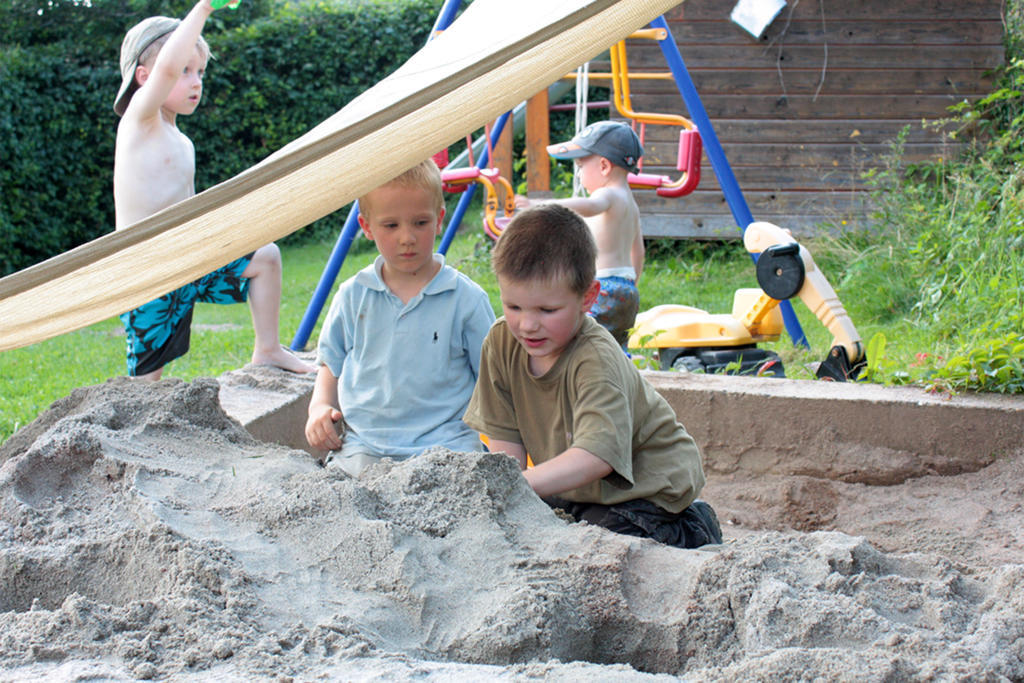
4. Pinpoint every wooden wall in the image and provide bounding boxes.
[622,0,1006,238]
